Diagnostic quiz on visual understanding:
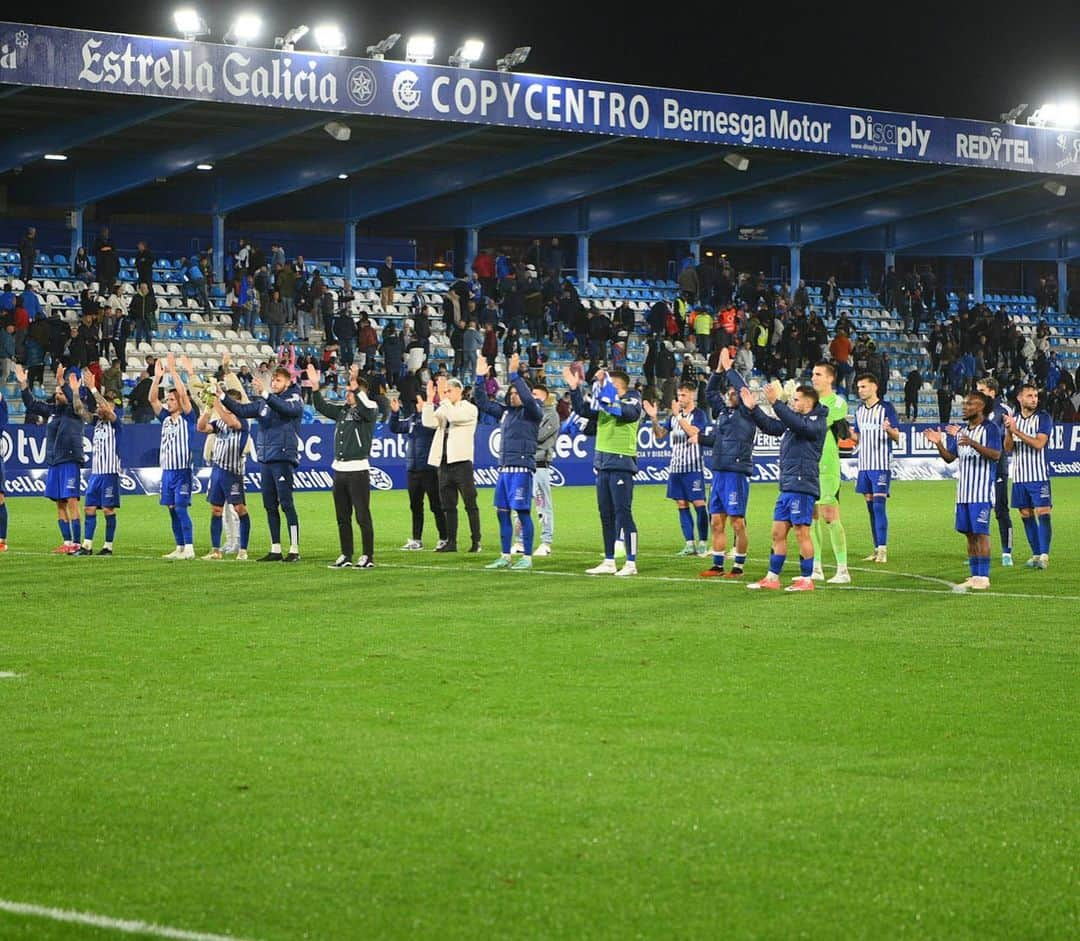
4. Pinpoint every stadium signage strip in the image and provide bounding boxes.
[0,21,1078,175]
[2,422,1078,495]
